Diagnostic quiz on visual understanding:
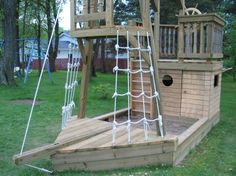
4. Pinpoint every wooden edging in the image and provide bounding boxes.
[94,108,129,121]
